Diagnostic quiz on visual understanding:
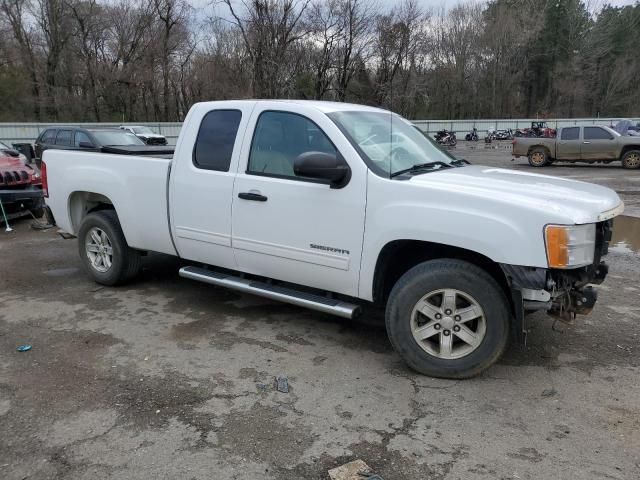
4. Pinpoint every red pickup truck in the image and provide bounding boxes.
[0,153,44,223]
